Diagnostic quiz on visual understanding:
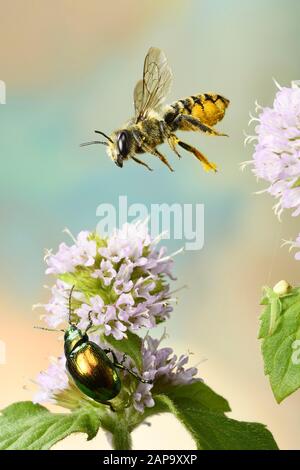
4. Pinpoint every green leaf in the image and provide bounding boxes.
[105,331,143,371]
[259,287,300,339]
[157,395,278,450]
[0,401,101,450]
[130,382,230,427]
[259,304,272,339]
[259,288,300,402]
[131,382,277,450]
[140,395,170,420]
[137,381,229,423]
[160,381,231,413]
